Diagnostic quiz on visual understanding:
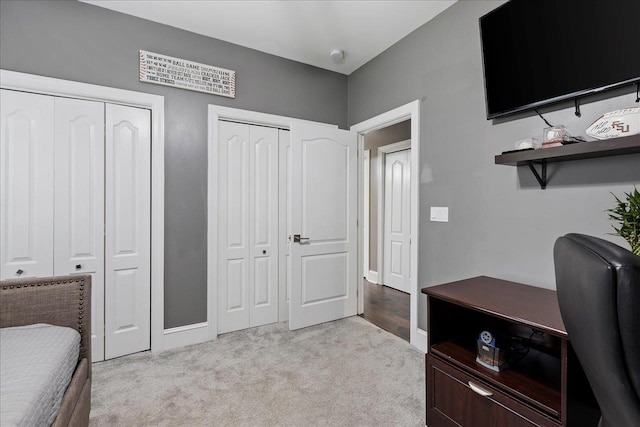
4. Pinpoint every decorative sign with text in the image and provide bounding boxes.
[139,50,235,98]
